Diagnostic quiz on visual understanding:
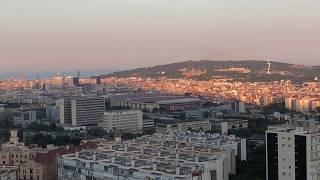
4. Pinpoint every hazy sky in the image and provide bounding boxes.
[0,0,319,72]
